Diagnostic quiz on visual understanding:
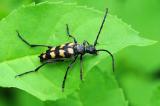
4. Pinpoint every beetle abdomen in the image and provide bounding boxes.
[39,42,76,62]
